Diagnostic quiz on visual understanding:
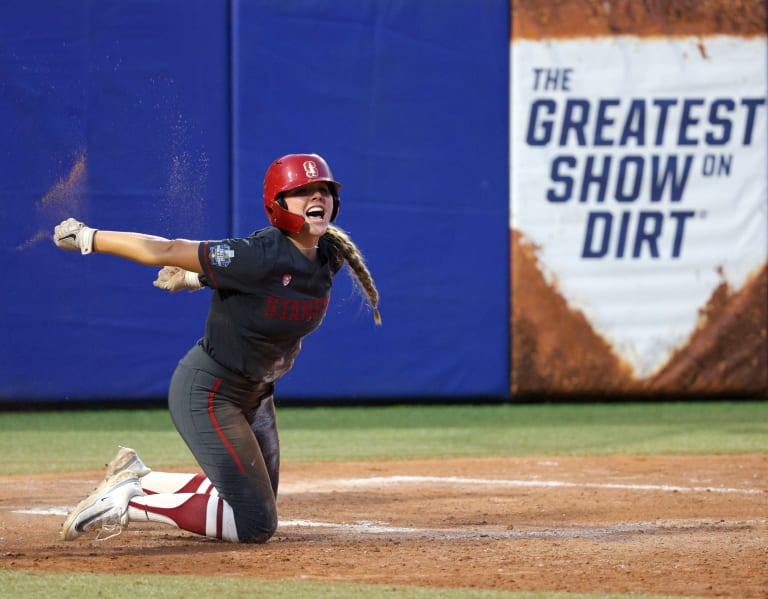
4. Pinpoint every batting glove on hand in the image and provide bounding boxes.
[153,266,203,292]
[54,218,97,255]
